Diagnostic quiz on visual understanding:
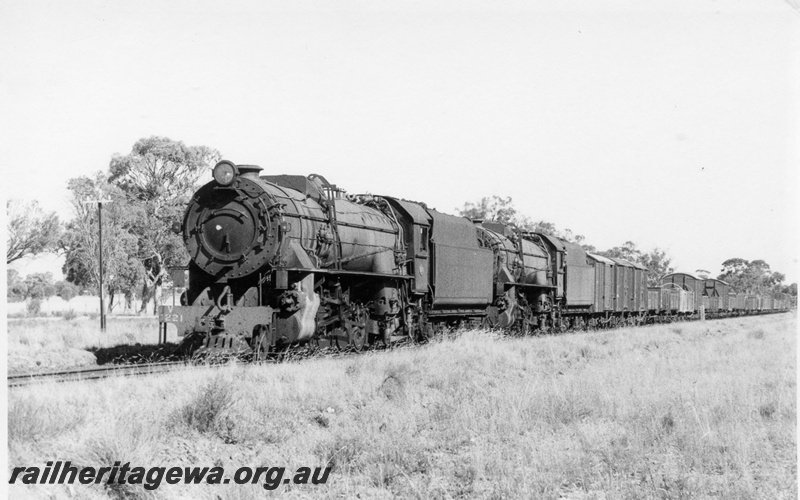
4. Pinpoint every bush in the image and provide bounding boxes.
[26,299,42,316]
[179,377,235,434]
[63,309,78,321]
